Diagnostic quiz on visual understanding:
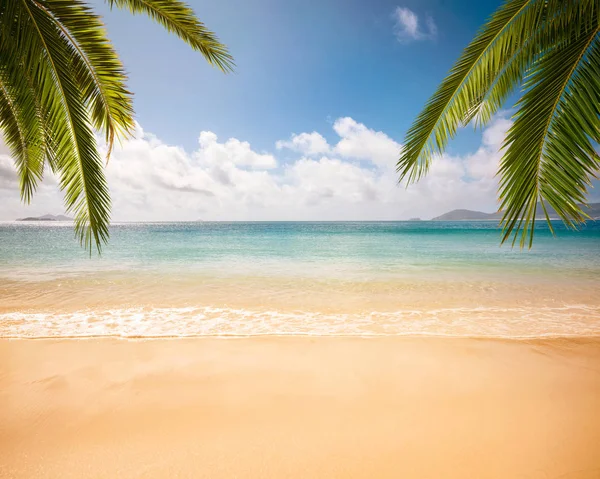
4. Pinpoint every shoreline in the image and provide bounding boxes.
[4,300,600,339]
[2,336,600,478]
[3,332,600,340]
